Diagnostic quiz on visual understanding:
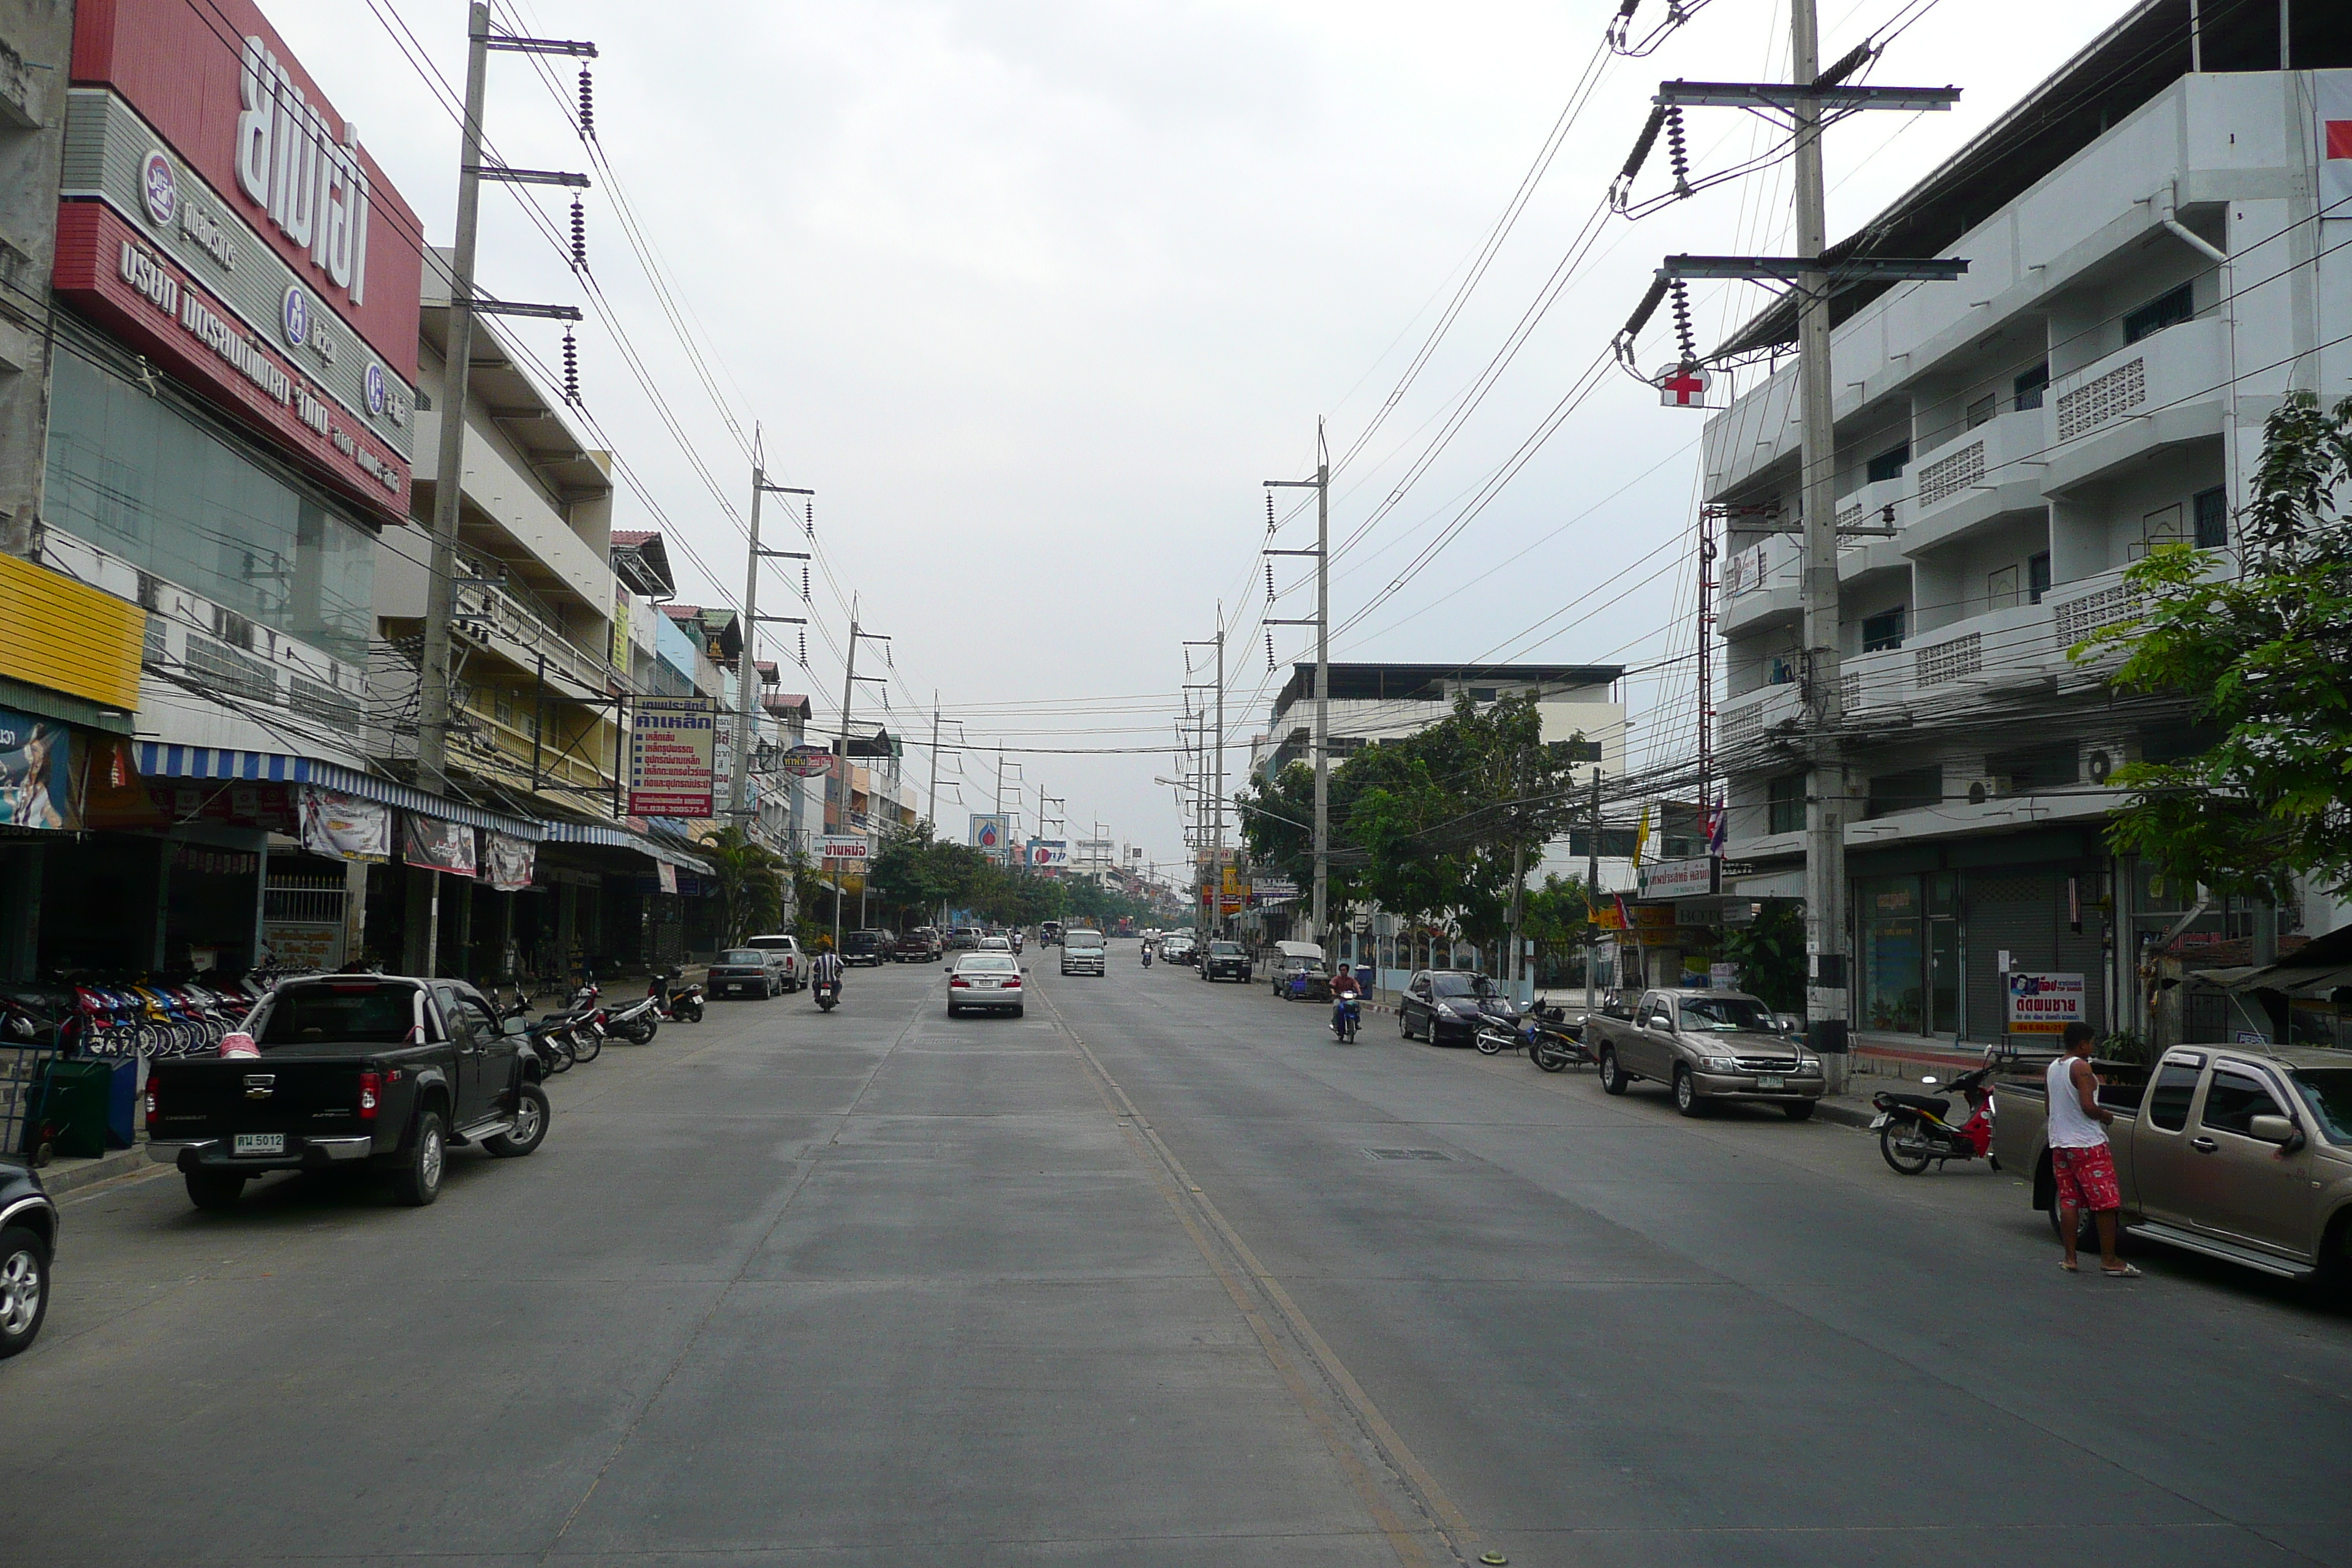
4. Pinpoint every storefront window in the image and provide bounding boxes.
[46,342,375,666]
[1859,874,1923,1033]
